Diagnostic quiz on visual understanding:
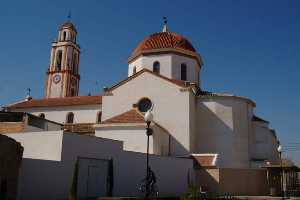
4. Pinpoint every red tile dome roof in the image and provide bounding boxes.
[132,32,196,57]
